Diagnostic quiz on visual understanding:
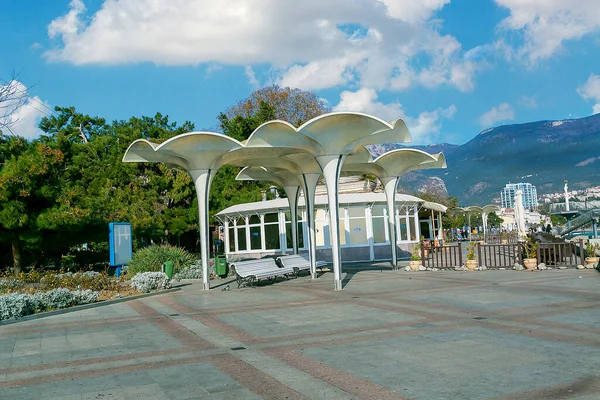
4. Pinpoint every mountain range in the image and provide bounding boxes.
[370,113,600,205]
